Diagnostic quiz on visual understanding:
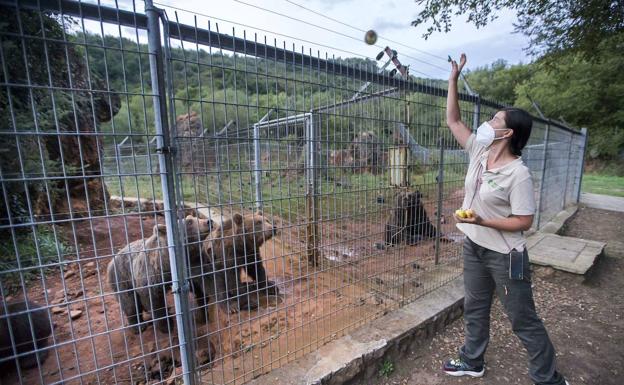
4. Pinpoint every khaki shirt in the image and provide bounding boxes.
[456,133,536,254]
